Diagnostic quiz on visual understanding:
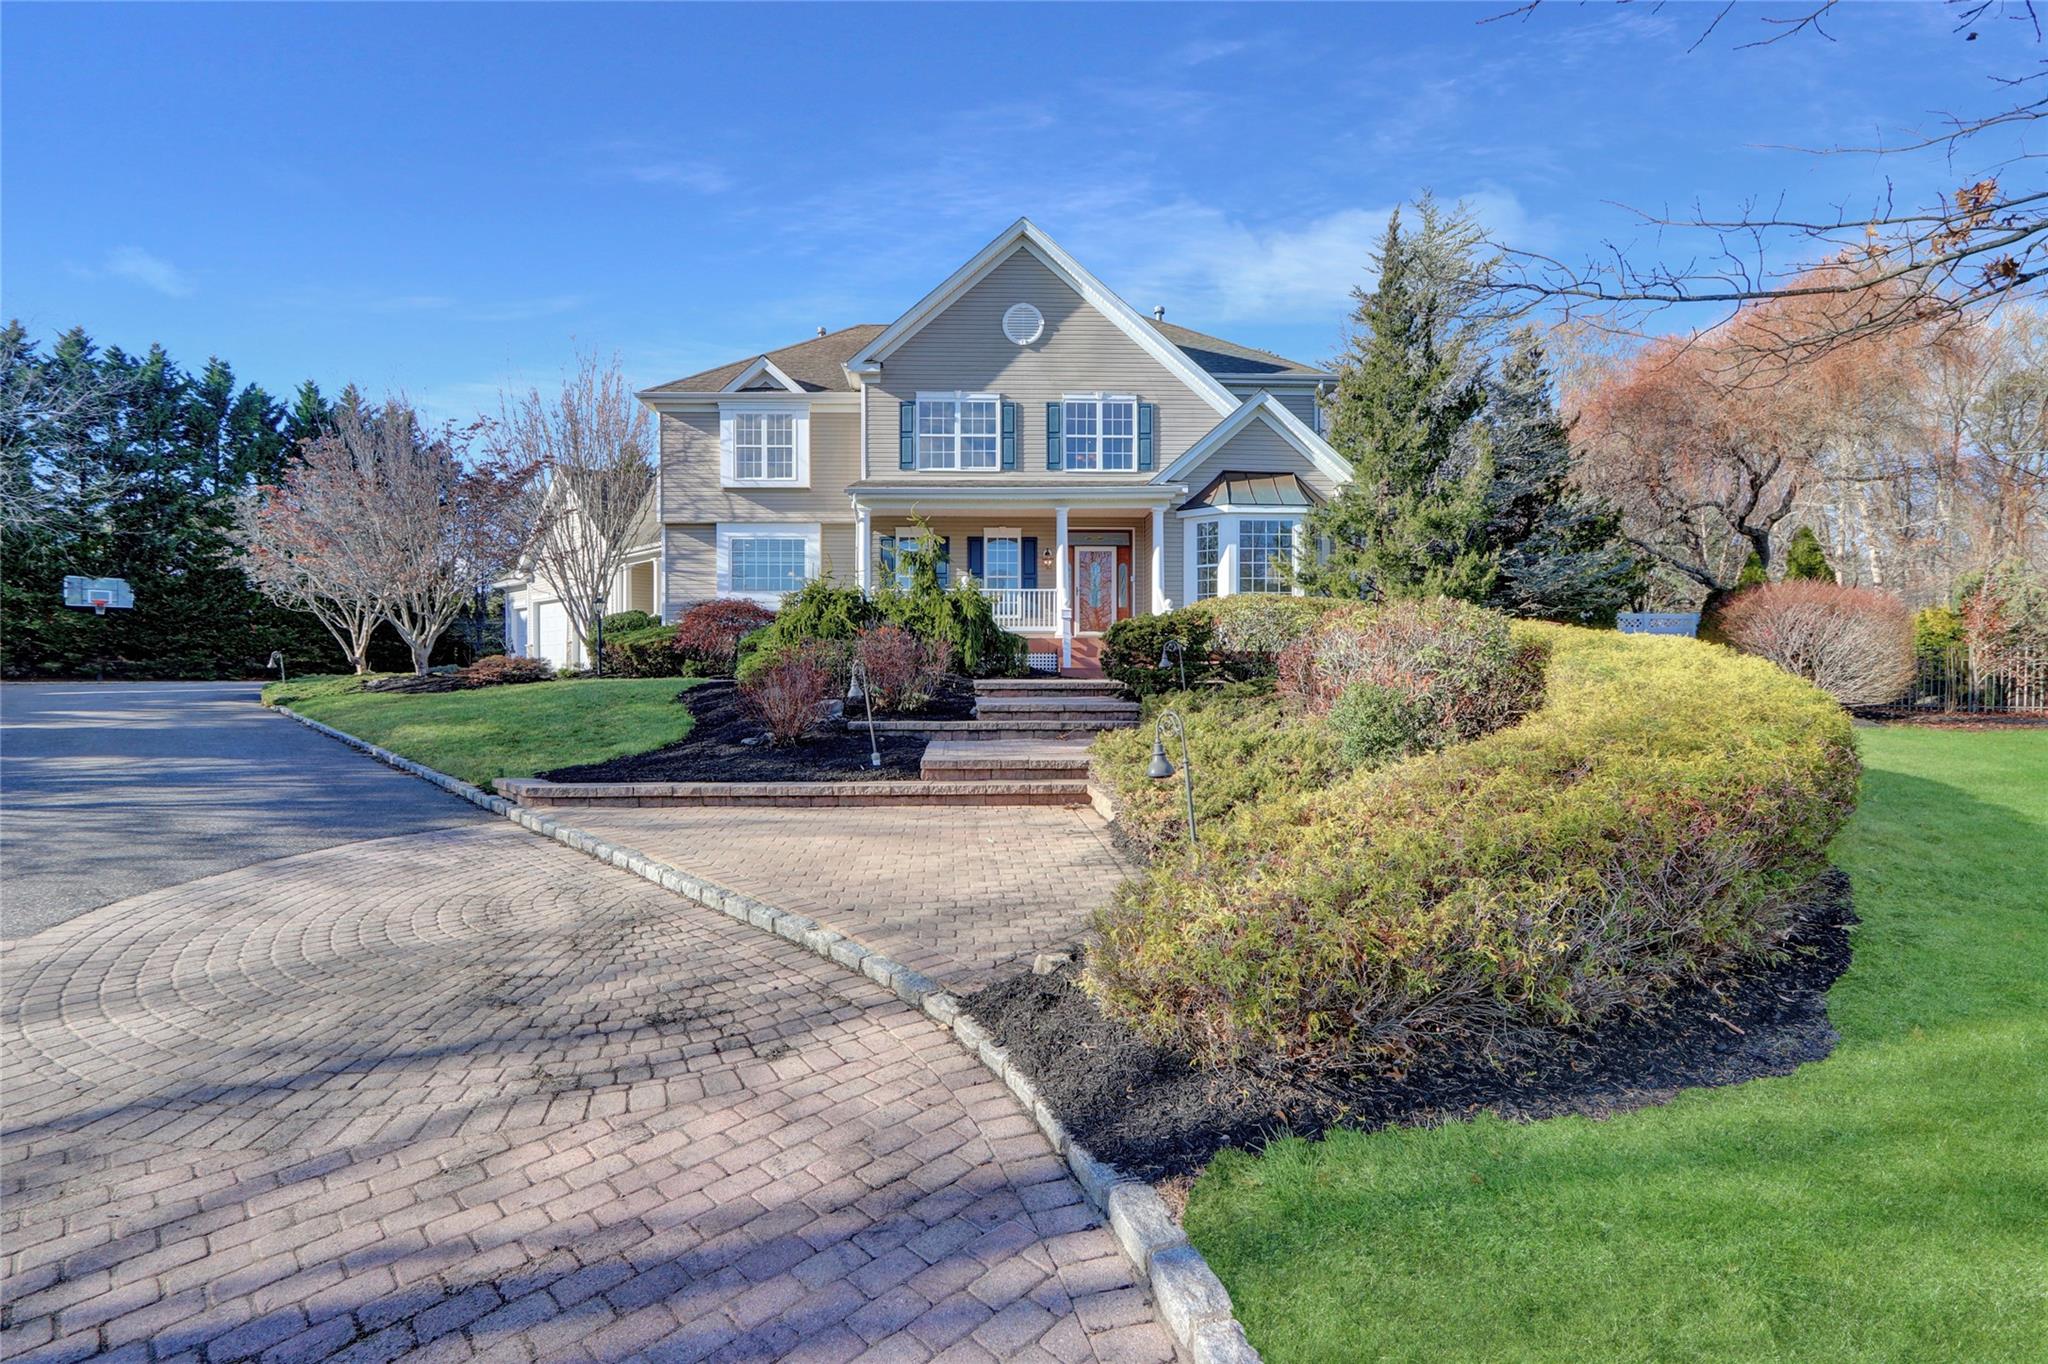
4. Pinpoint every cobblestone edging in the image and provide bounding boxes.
[272,703,1263,1364]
